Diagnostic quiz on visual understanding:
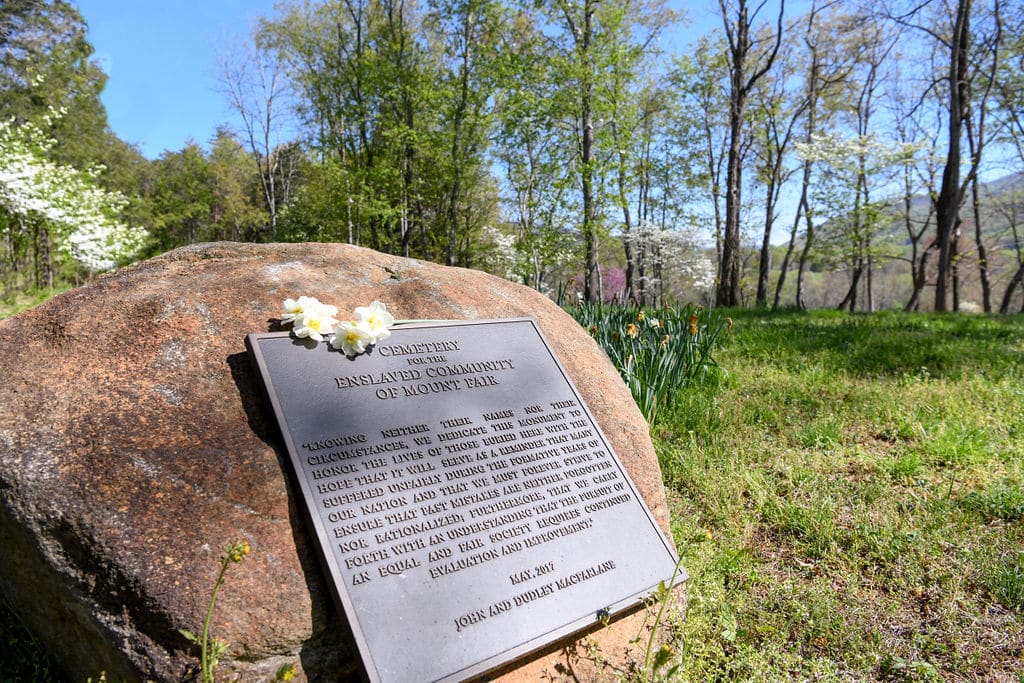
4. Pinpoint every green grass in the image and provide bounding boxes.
[653,309,1024,681]
[0,285,72,320]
